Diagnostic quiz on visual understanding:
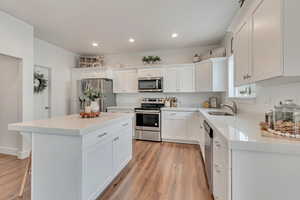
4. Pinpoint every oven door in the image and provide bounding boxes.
[138,78,163,92]
[135,110,160,131]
